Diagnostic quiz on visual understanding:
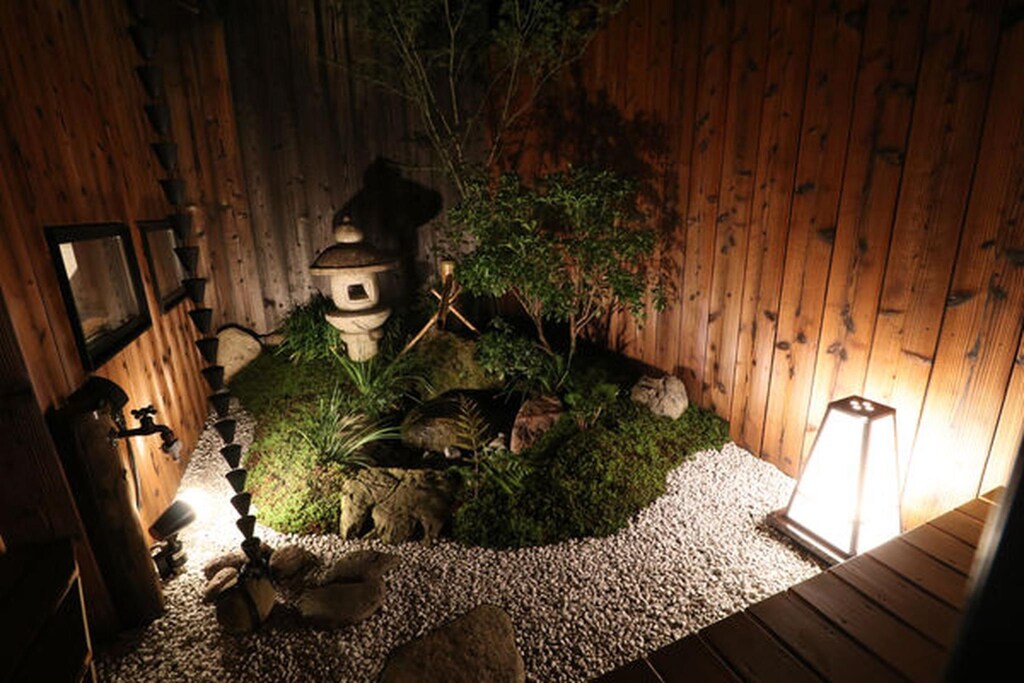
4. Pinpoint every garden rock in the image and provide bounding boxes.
[203,549,246,580]
[379,604,525,683]
[510,395,563,453]
[202,566,238,604]
[402,391,507,453]
[320,550,399,584]
[214,572,275,634]
[400,396,465,452]
[296,577,384,627]
[340,467,457,543]
[217,325,262,381]
[630,375,689,419]
[203,542,272,580]
[417,331,498,397]
[269,544,319,585]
